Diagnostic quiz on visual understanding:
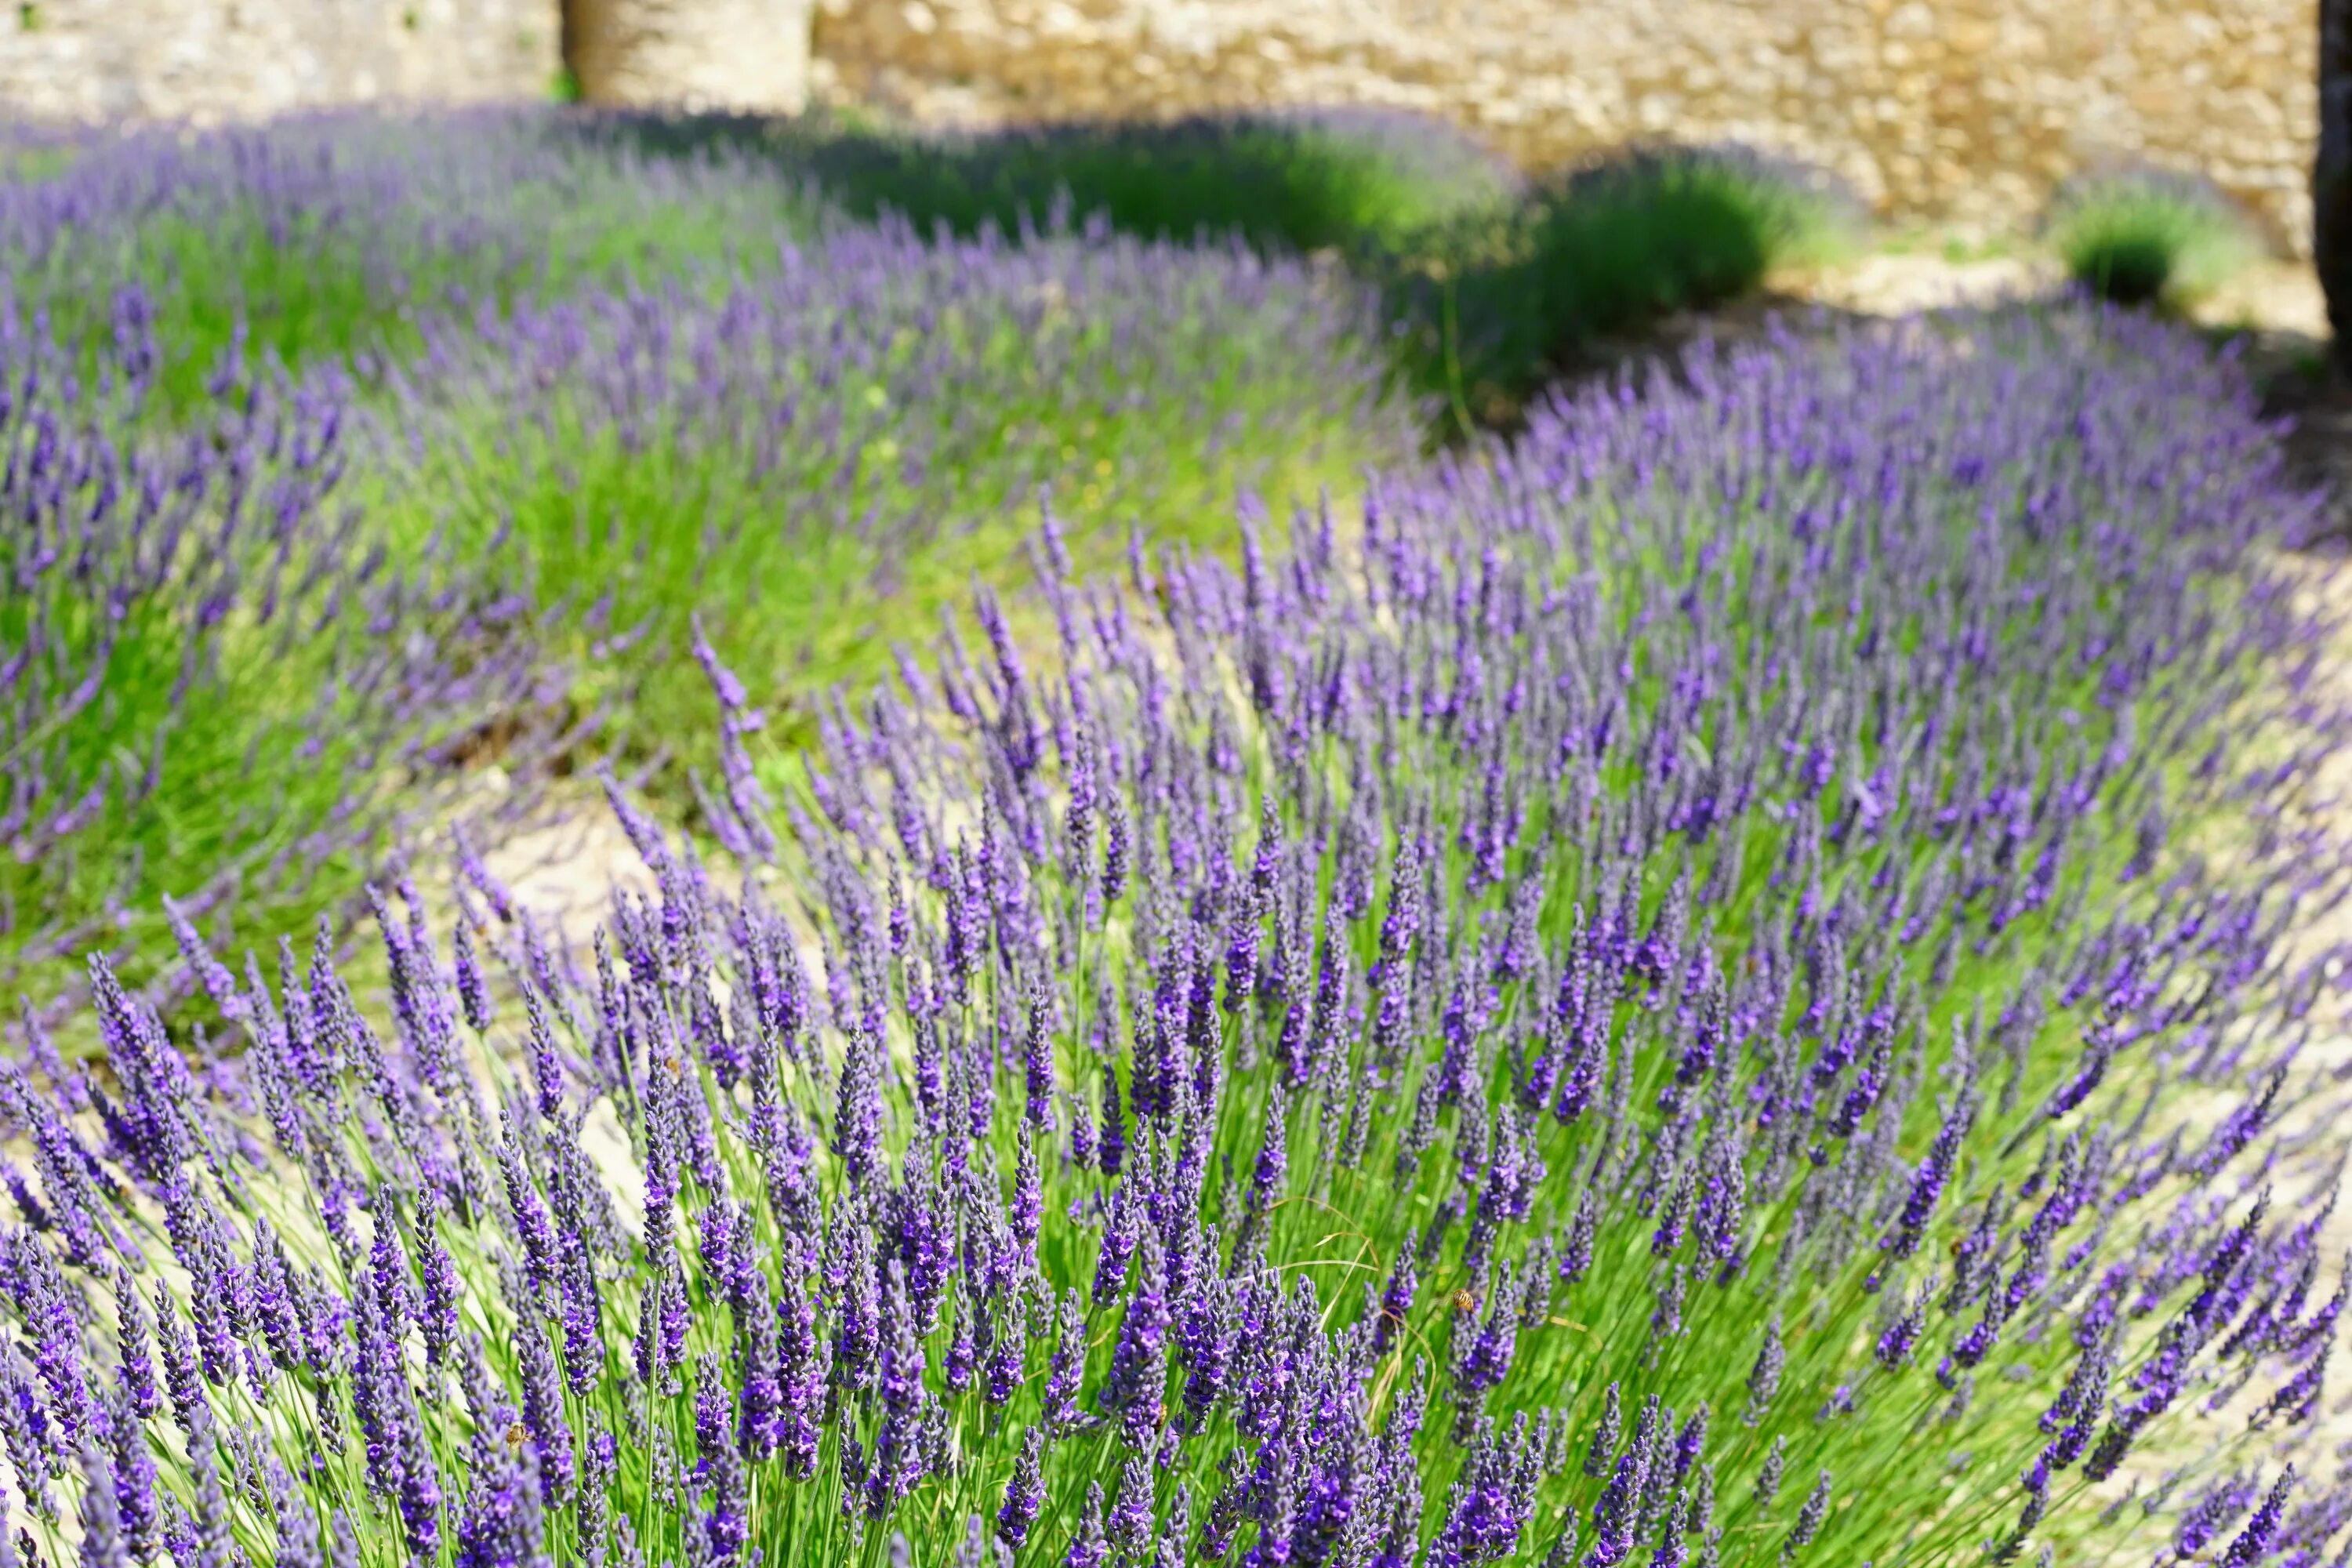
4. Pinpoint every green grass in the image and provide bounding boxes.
[2045,169,2263,308]
[0,143,70,181]
[1868,225,2018,264]
[363,237,1412,782]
